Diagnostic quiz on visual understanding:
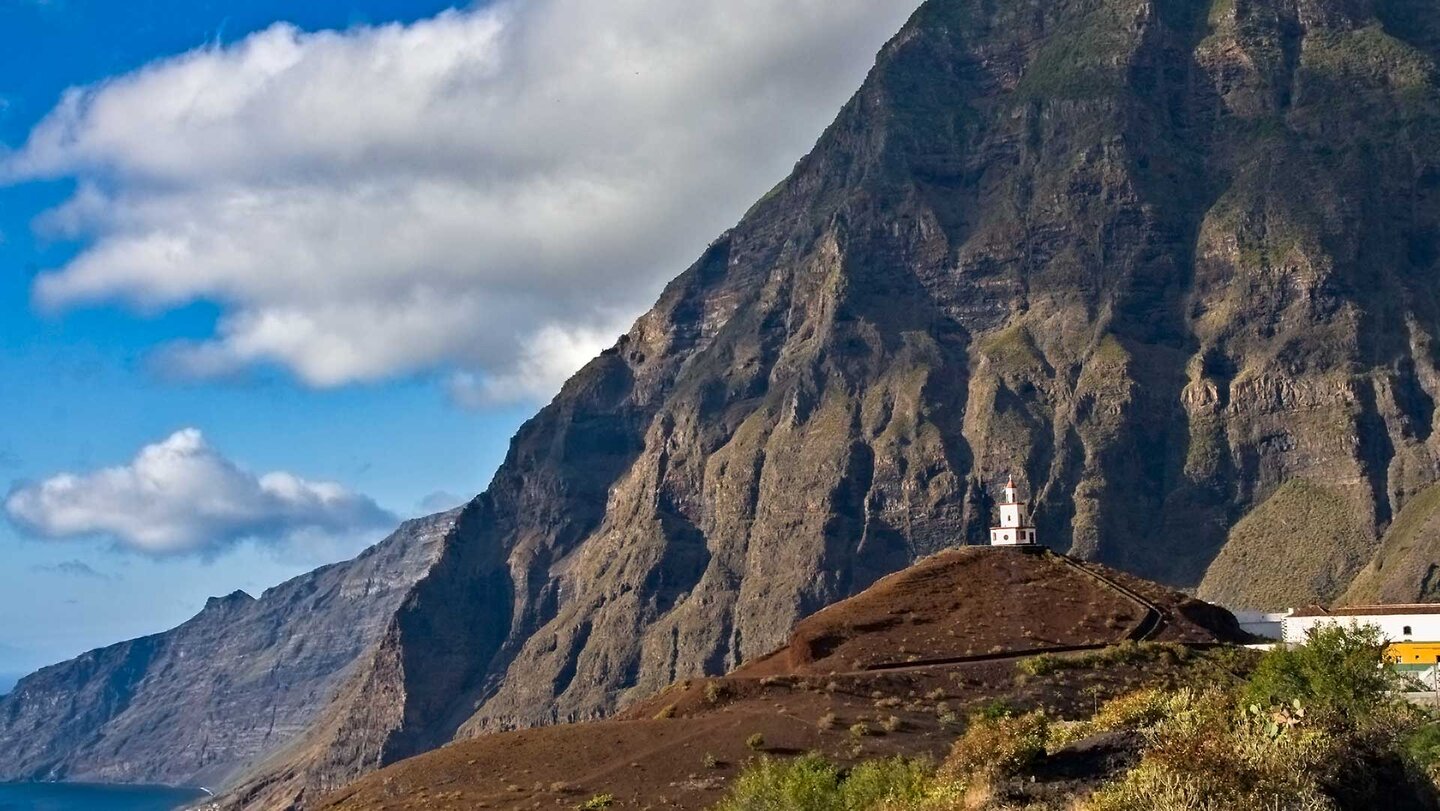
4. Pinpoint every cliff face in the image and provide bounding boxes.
[225,0,1440,805]
[0,511,455,788]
